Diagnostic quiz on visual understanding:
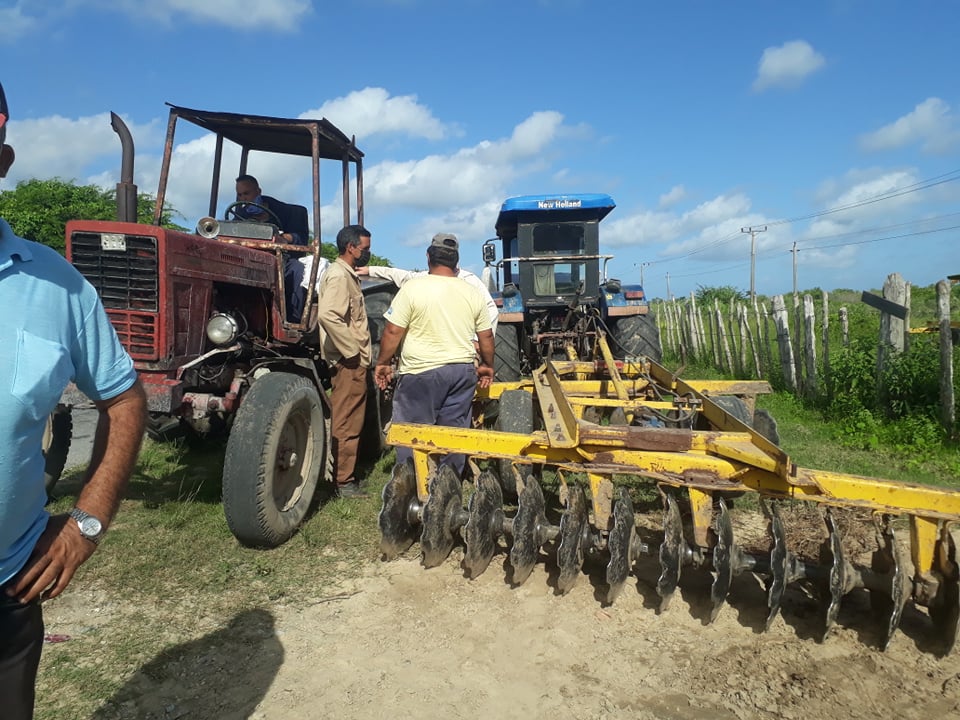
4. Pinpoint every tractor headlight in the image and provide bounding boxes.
[206,313,242,346]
